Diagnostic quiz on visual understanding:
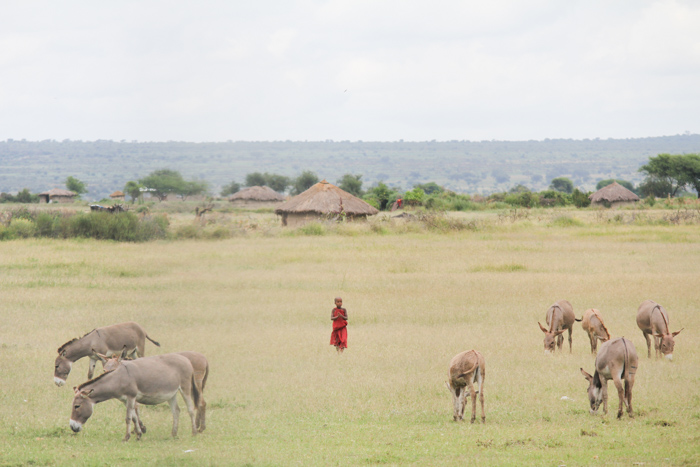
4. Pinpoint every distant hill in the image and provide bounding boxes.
[1,135,698,200]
